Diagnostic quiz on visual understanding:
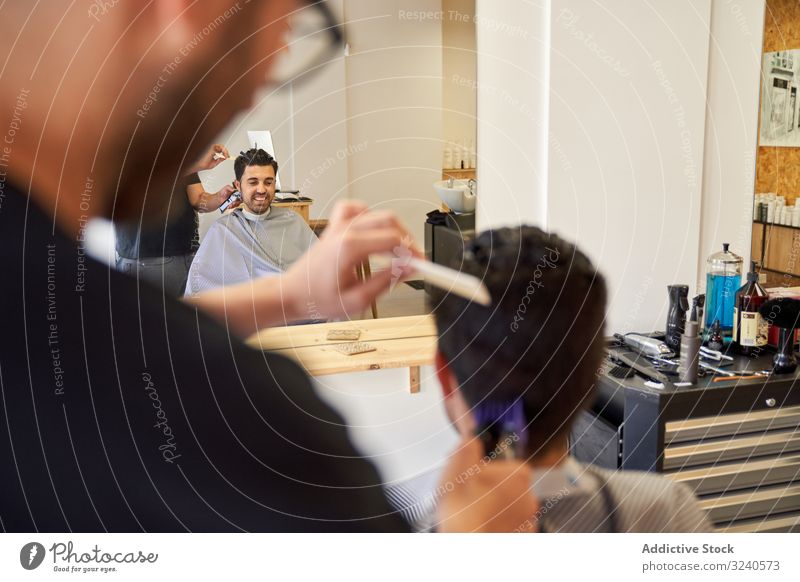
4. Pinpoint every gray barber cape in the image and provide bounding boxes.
[185,206,317,295]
